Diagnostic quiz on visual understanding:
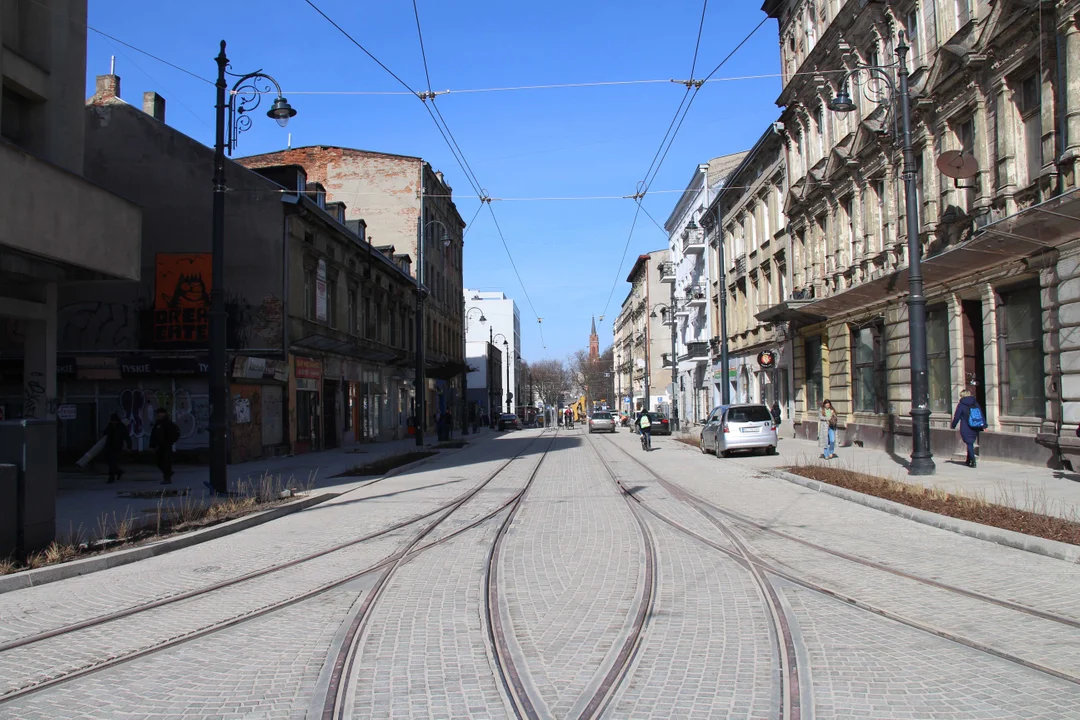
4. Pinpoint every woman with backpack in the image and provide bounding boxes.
[951,389,985,468]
